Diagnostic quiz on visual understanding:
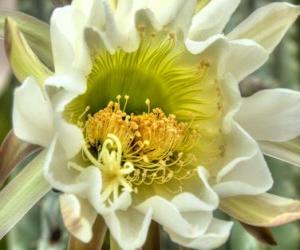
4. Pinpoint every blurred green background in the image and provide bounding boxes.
[0,0,300,249]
